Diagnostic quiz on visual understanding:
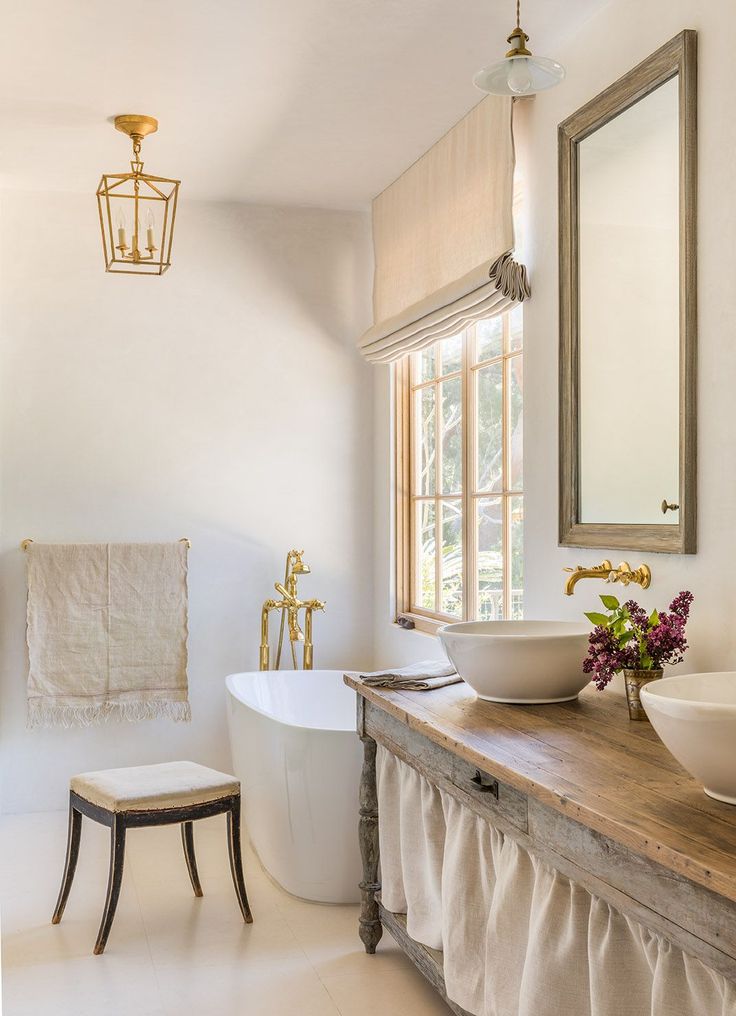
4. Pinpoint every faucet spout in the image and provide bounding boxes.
[563,560,613,596]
